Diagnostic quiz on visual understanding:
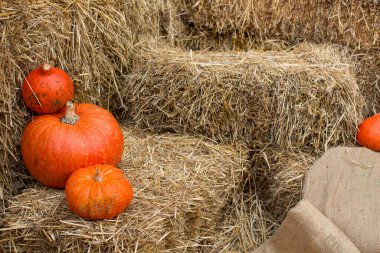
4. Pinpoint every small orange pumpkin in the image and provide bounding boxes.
[65,164,133,220]
[21,63,74,114]
[356,113,380,151]
[21,101,124,188]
